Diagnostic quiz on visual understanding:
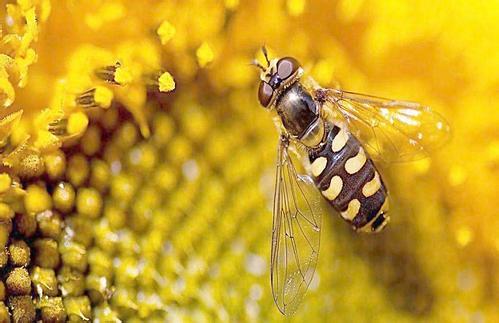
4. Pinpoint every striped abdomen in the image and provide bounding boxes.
[308,124,389,232]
